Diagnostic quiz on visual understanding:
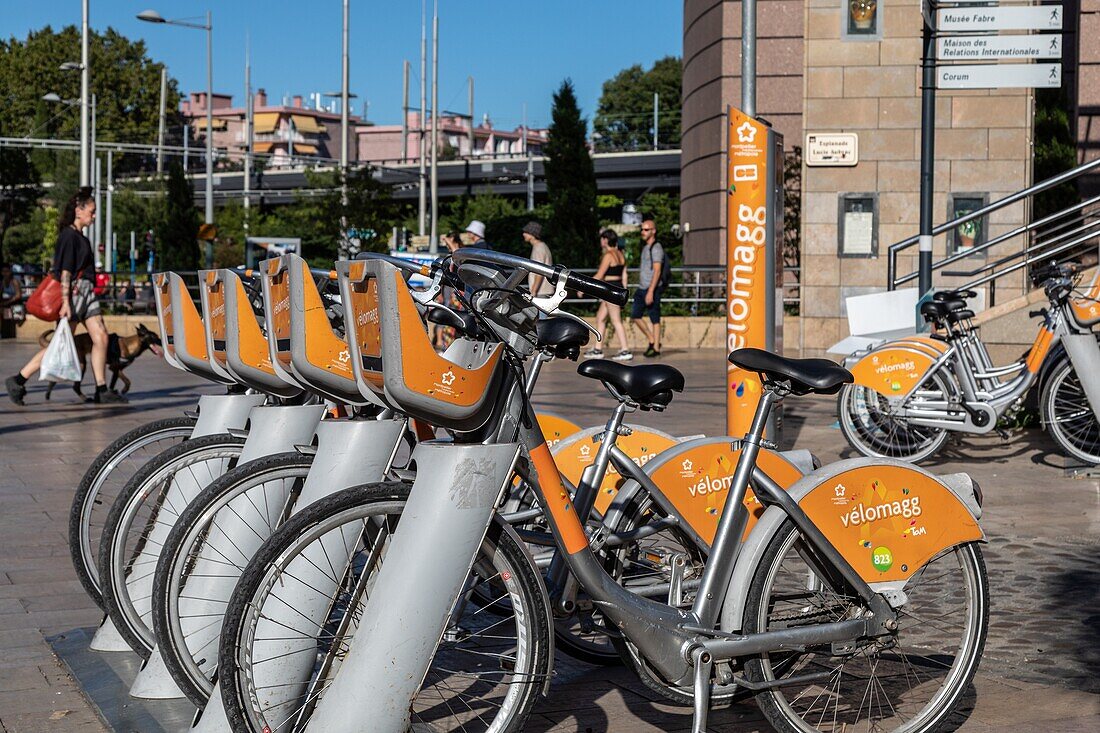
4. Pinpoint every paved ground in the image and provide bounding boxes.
[0,341,1098,731]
